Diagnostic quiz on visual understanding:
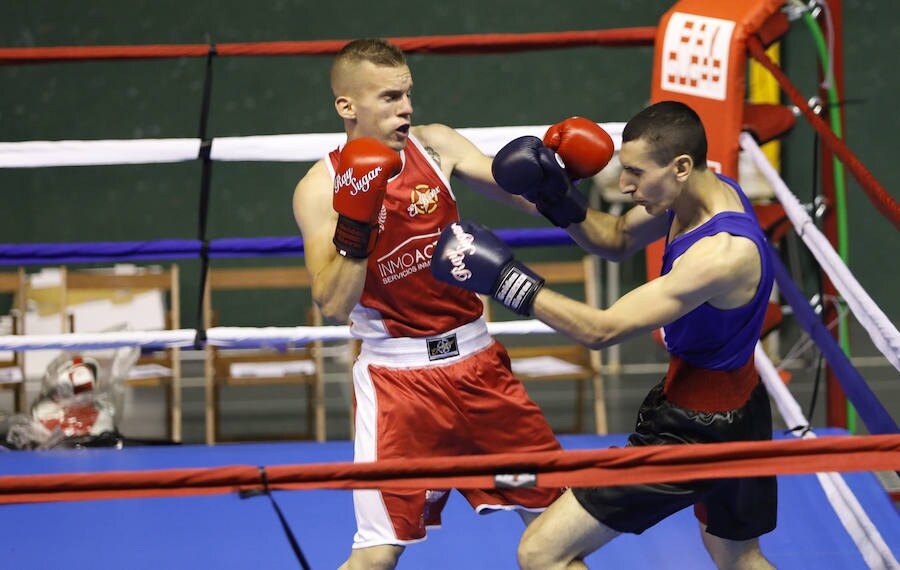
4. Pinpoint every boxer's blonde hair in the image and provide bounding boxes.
[330,38,406,96]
